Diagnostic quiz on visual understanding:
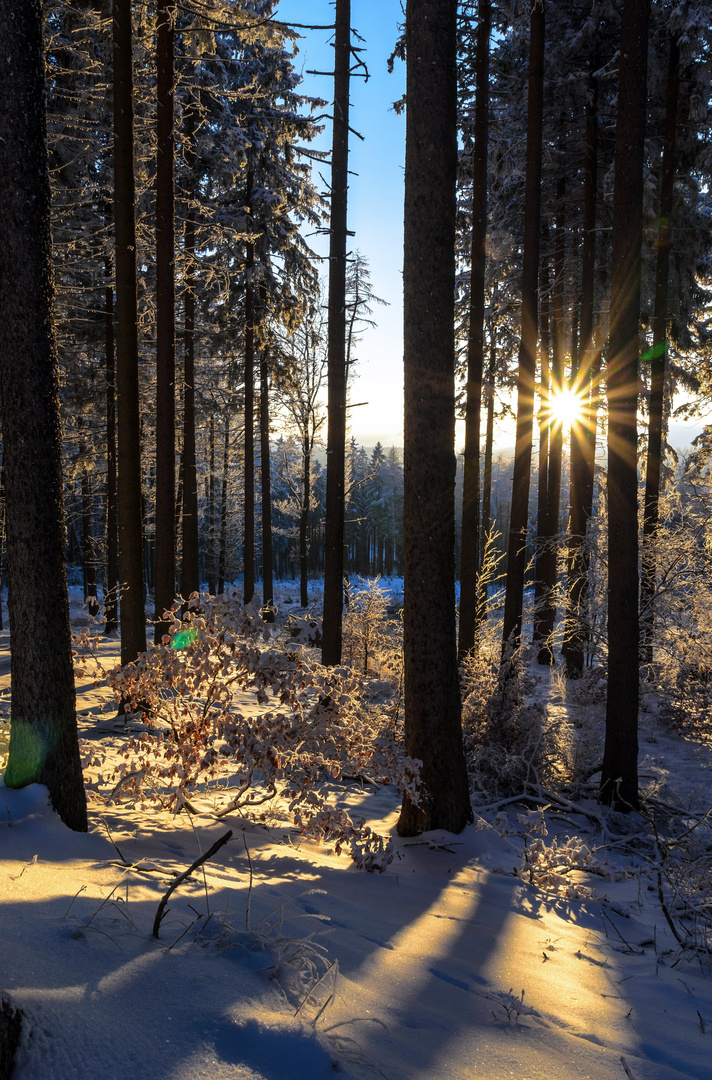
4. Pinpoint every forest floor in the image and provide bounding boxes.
[1,582,712,1080]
